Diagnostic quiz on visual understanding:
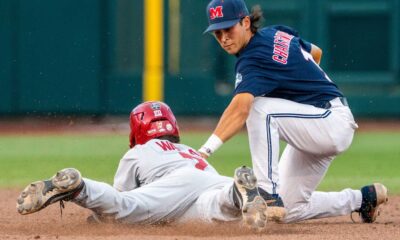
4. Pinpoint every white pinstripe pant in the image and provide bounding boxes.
[246,97,361,222]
